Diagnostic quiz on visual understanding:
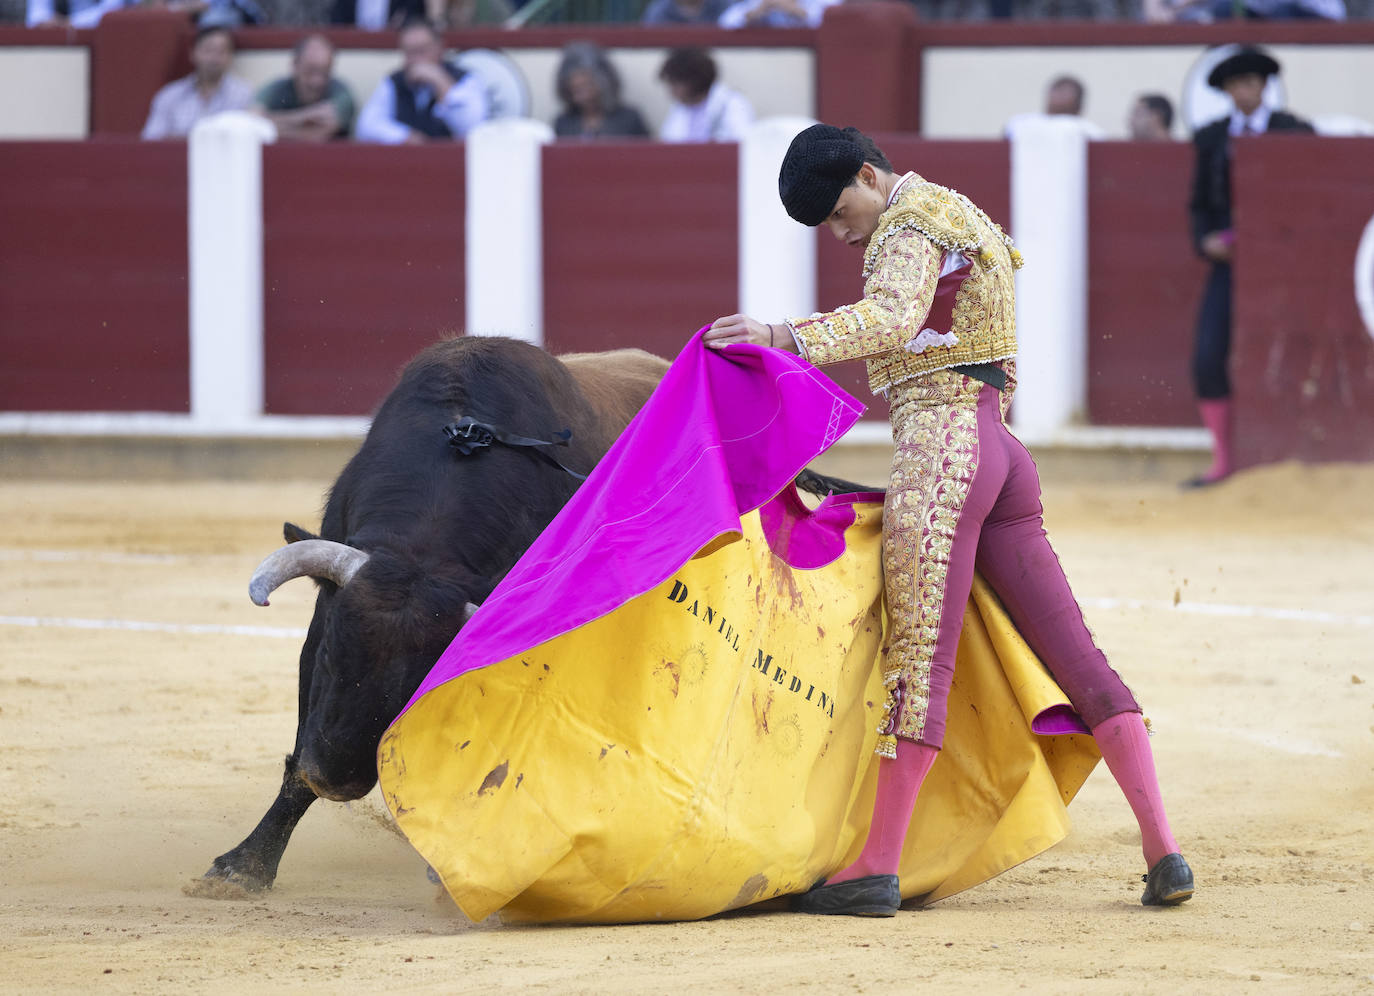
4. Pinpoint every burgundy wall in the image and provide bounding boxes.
[542,142,737,362]
[1086,142,1208,427]
[0,141,189,412]
[262,144,467,415]
[816,3,921,136]
[1231,136,1374,469]
[89,10,193,137]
